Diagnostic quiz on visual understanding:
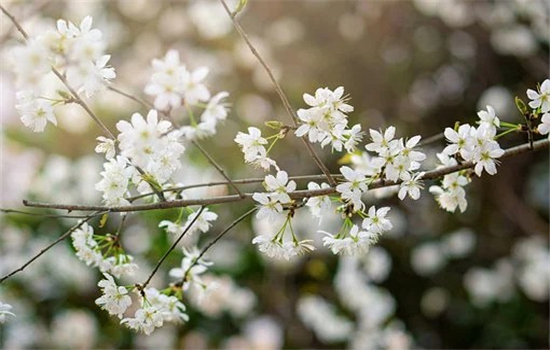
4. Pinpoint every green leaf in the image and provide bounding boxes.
[515,96,528,116]
[99,213,109,228]
[265,120,284,129]
[233,0,248,16]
